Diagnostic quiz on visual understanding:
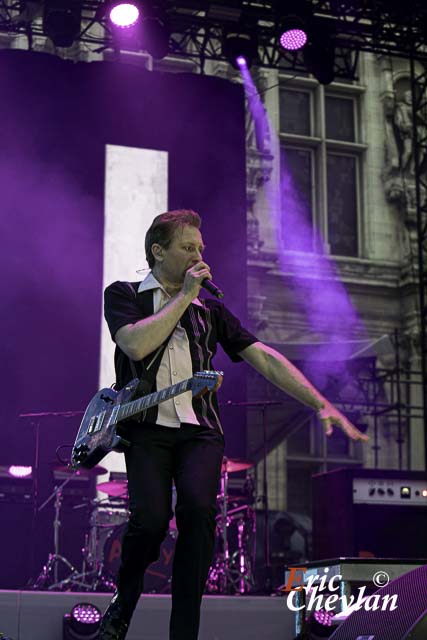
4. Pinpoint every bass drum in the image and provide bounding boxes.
[103,523,177,594]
